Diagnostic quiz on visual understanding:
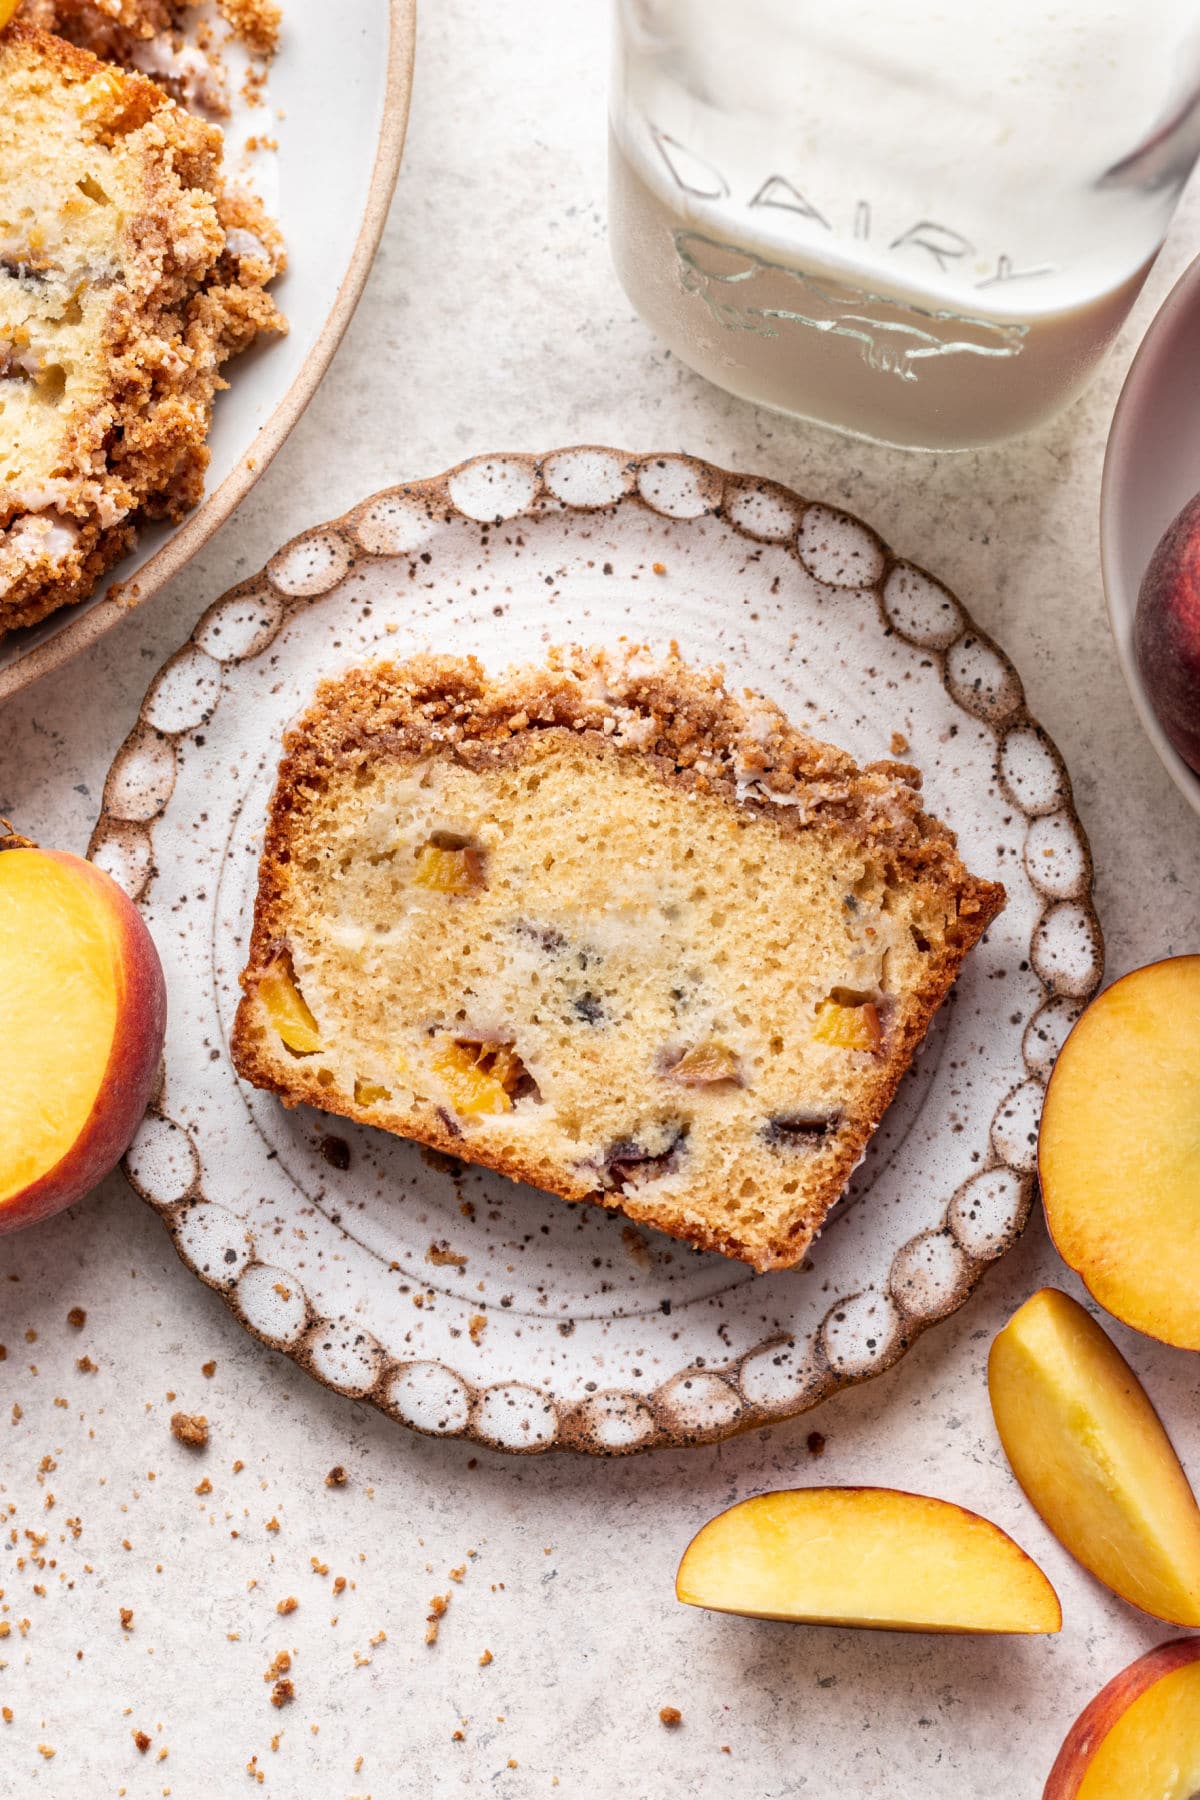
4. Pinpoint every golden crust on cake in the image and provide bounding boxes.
[231,646,1005,1273]
[0,20,285,638]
